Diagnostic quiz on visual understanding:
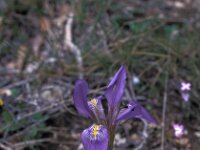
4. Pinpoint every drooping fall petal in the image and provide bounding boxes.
[115,100,156,124]
[81,124,108,150]
[105,65,126,110]
[73,80,93,118]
